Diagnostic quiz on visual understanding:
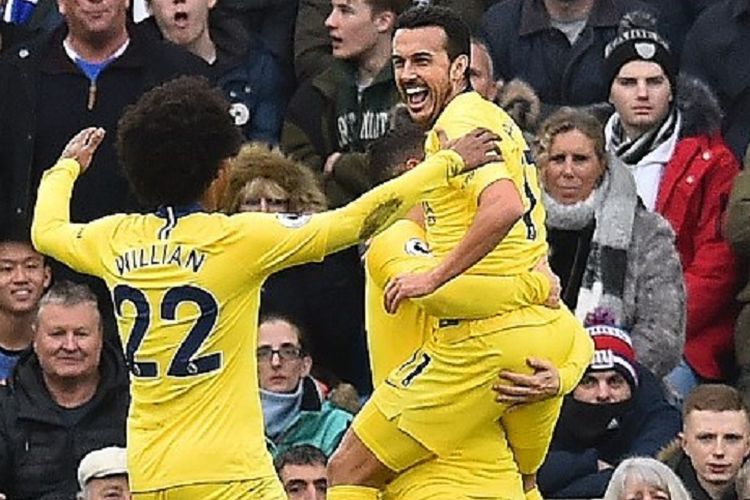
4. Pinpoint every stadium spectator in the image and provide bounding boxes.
[282,0,409,207]
[275,444,328,500]
[727,151,750,405]
[77,446,130,500]
[0,0,208,333]
[143,0,287,143]
[603,14,740,399]
[535,107,685,379]
[480,0,656,113]
[294,0,501,83]
[736,459,750,500]
[681,0,750,161]
[538,325,681,498]
[659,384,750,500]
[221,144,370,392]
[0,230,50,384]
[603,457,692,500]
[258,314,353,459]
[0,282,128,499]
